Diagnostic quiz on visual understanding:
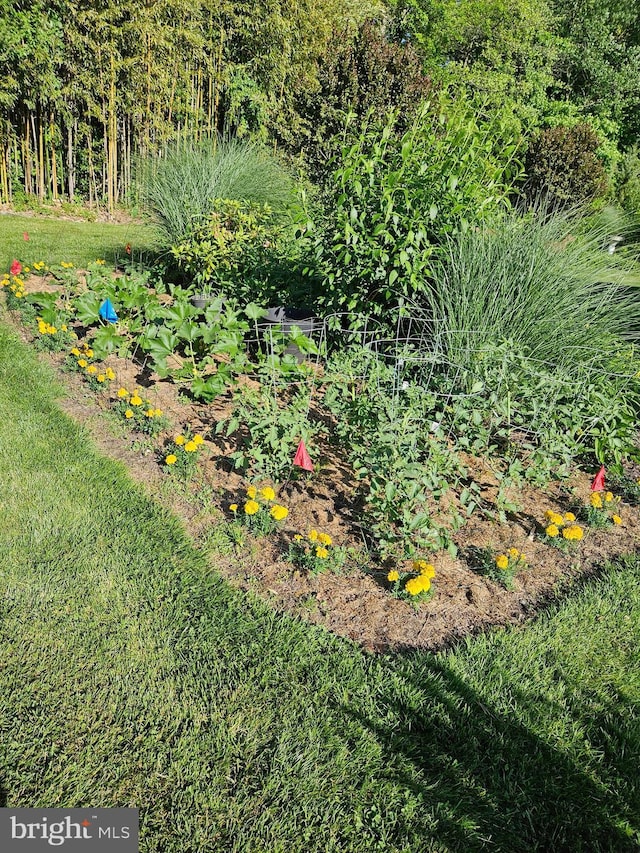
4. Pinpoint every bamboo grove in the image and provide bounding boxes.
[0,0,380,209]
[1,0,639,212]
